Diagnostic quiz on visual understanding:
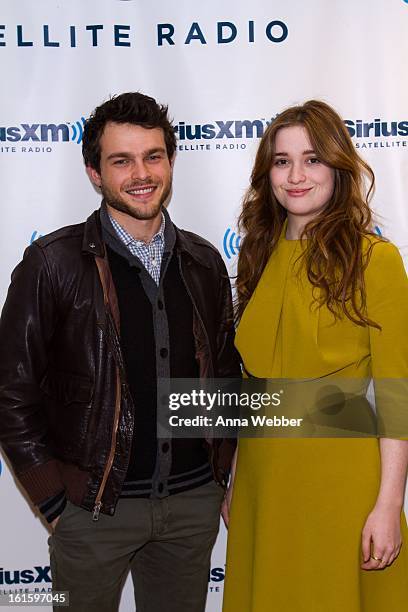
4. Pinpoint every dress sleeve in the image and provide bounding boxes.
[365,240,408,437]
